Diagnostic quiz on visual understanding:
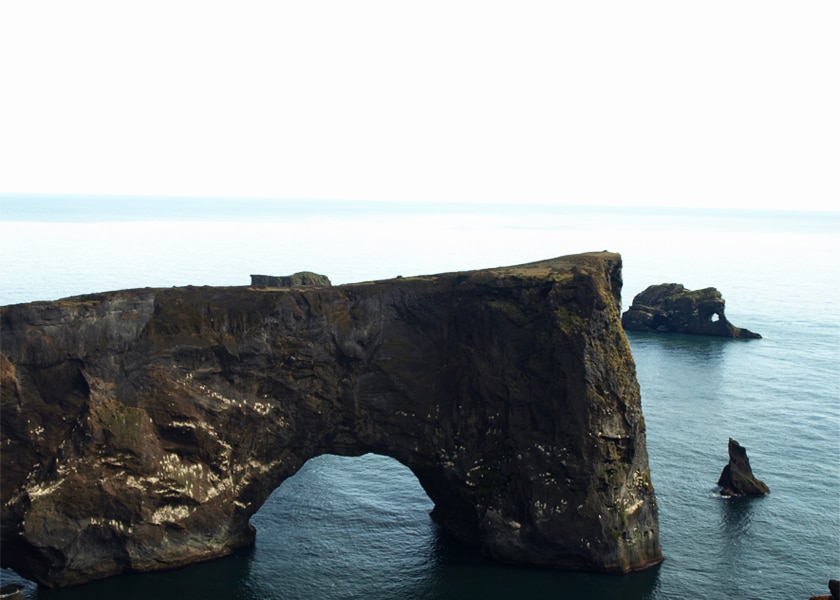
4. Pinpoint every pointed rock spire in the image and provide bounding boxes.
[717,438,769,496]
